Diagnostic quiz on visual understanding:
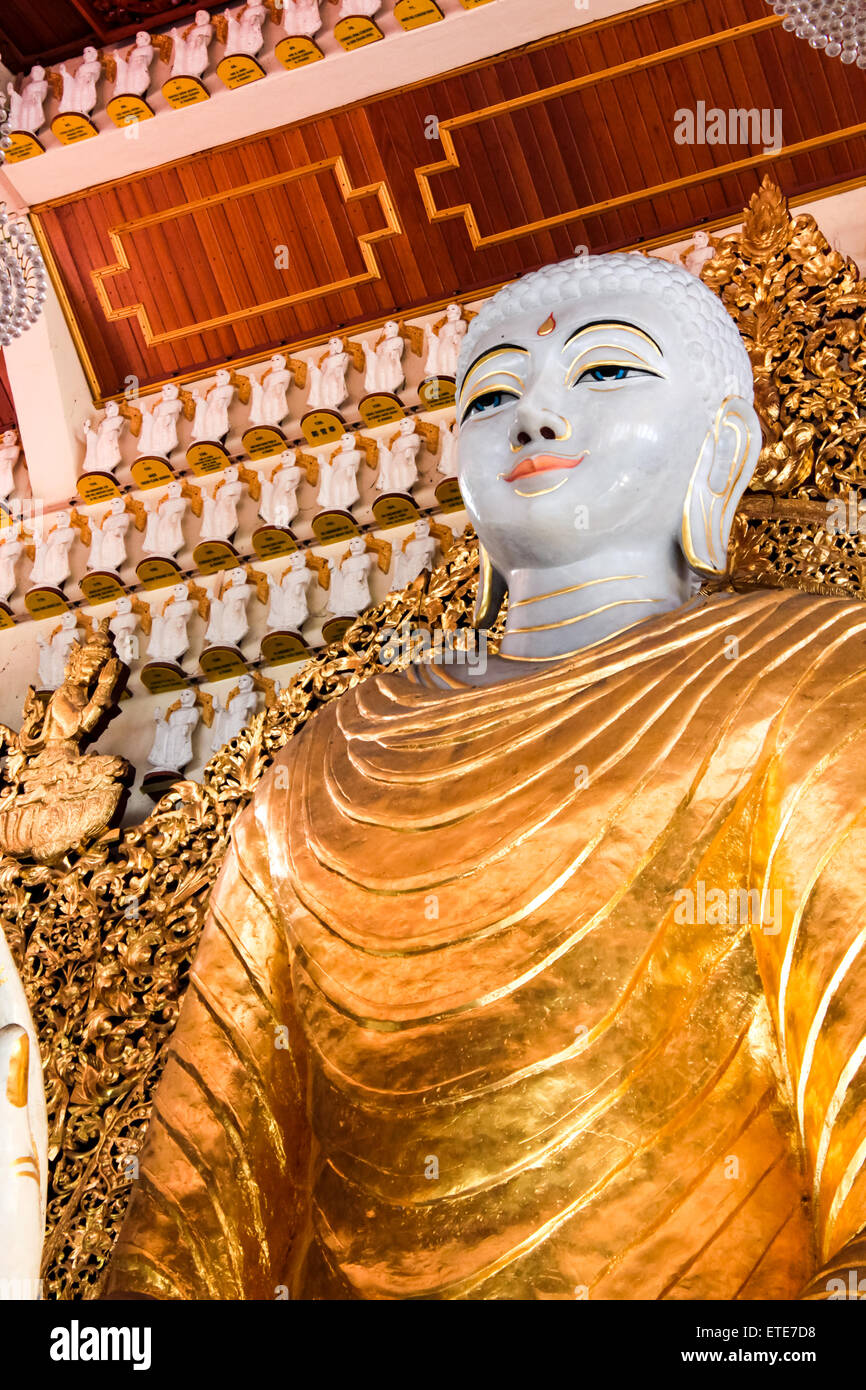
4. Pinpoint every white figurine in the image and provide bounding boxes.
[83,401,125,474]
[307,337,350,412]
[226,3,268,56]
[0,934,48,1303]
[250,354,293,428]
[683,230,716,277]
[339,0,382,17]
[113,32,155,98]
[424,304,467,378]
[259,451,304,529]
[392,519,437,590]
[267,551,312,631]
[36,613,79,690]
[0,523,24,602]
[437,418,459,478]
[138,383,184,459]
[170,11,215,80]
[211,674,259,751]
[147,583,197,664]
[281,0,323,37]
[58,46,101,116]
[110,596,139,665]
[329,536,374,617]
[8,67,49,134]
[363,320,405,395]
[425,305,467,380]
[0,430,20,501]
[143,482,187,557]
[376,418,421,493]
[318,433,362,511]
[30,511,76,589]
[87,497,131,573]
[200,465,244,543]
[204,566,255,648]
[192,369,234,442]
[148,689,199,772]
